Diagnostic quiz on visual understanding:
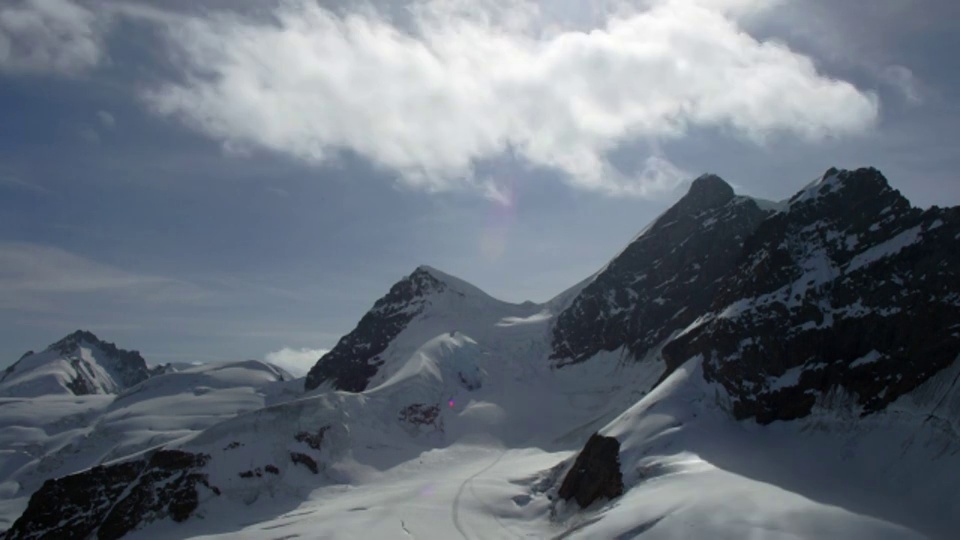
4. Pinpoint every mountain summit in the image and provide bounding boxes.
[679,173,736,210]
[551,173,769,365]
[304,168,960,418]
[0,330,160,397]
